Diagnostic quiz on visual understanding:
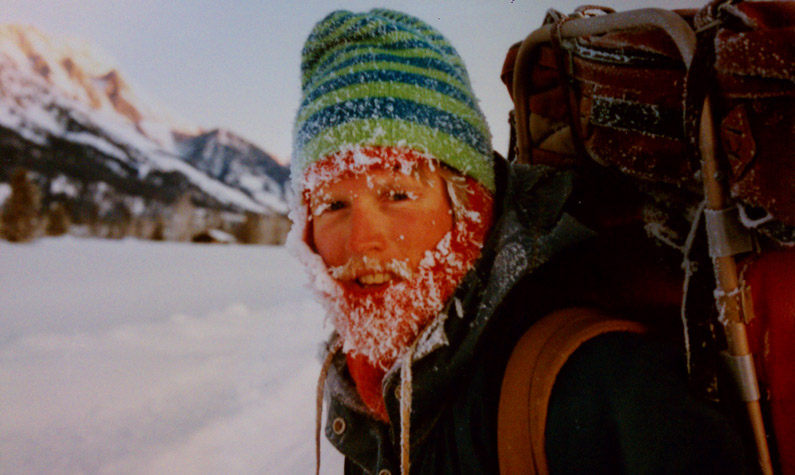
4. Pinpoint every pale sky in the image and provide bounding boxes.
[0,0,705,164]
